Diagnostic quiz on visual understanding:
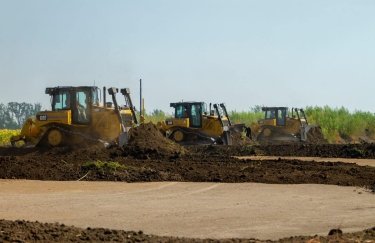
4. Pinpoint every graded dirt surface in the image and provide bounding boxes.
[1,180,375,241]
